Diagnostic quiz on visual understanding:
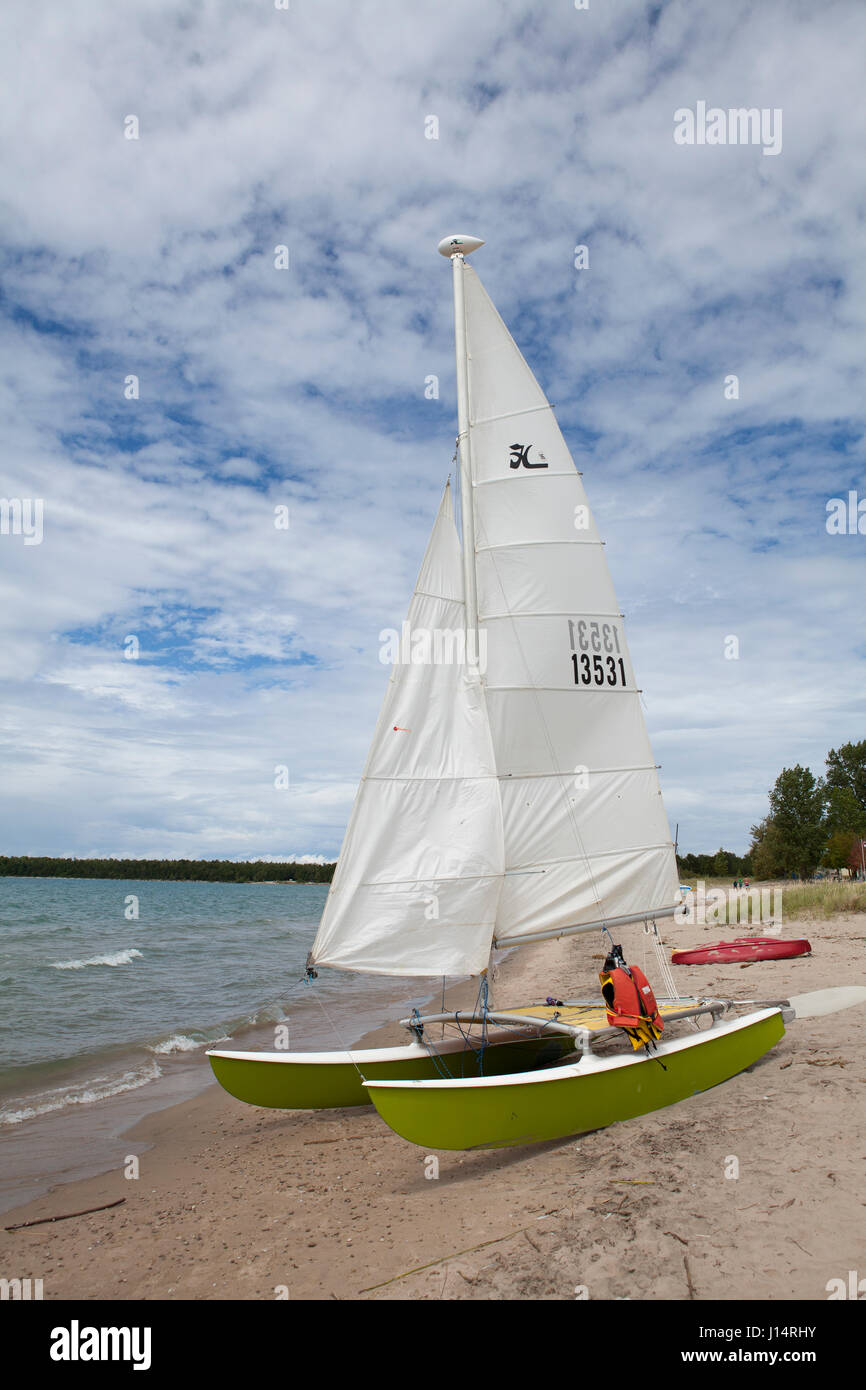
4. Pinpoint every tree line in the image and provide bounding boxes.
[676,848,753,878]
[678,741,866,882]
[0,857,336,883]
[749,740,866,881]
